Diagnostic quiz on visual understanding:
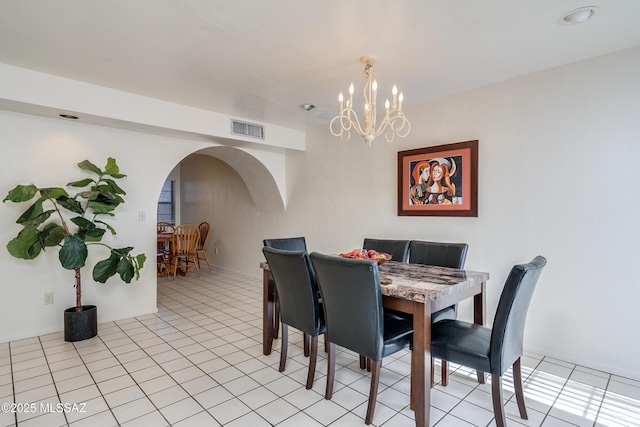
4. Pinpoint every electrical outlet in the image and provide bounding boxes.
[44,292,54,305]
[215,247,219,255]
